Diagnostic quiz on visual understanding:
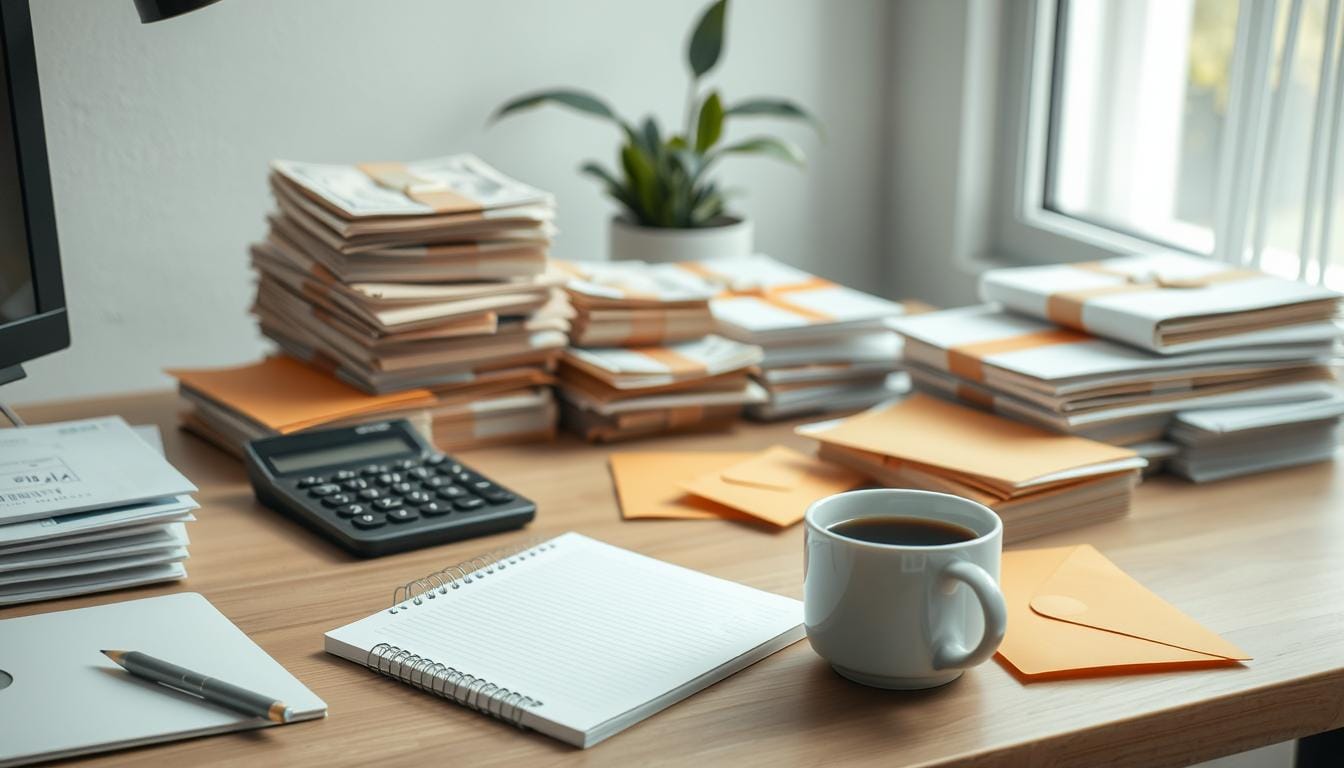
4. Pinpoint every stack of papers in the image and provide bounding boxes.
[557,335,765,442]
[796,393,1146,543]
[169,356,556,455]
[558,260,717,347]
[689,255,908,419]
[1168,390,1344,482]
[979,252,1341,354]
[252,154,569,407]
[610,445,863,527]
[0,419,198,606]
[891,305,1339,443]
